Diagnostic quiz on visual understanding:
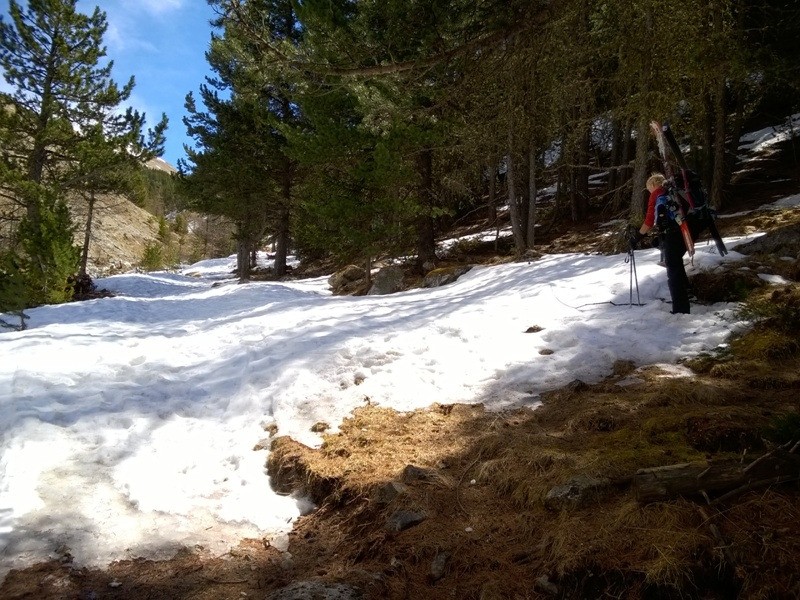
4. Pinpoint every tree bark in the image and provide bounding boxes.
[609,120,622,209]
[274,158,292,277]
[526,141,537,249]
[506,133,526,254]
[487,160,497,225]
[702,93,714,192]
[635,451,800,504]
[415,147,437,270]
[726,84,746,186]
[613,120,633,213]
[711,76,727,210]
[572,121,590,223]
[236,225,251,282]
[79,191,95,277]
[629,117,650,222]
